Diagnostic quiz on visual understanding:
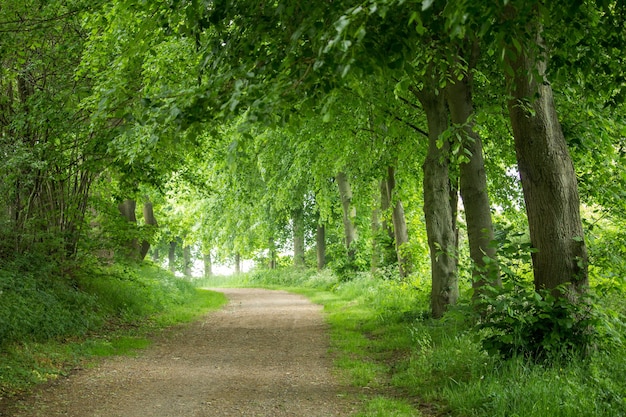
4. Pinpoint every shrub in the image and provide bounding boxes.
[474,282,617,361]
